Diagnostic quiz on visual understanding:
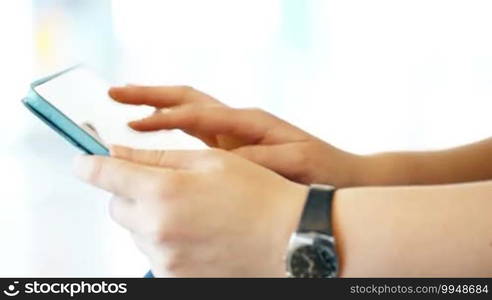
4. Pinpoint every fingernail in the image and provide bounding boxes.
[128,116,149,124]
[109,84,138,89]
[108,87,122,99]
